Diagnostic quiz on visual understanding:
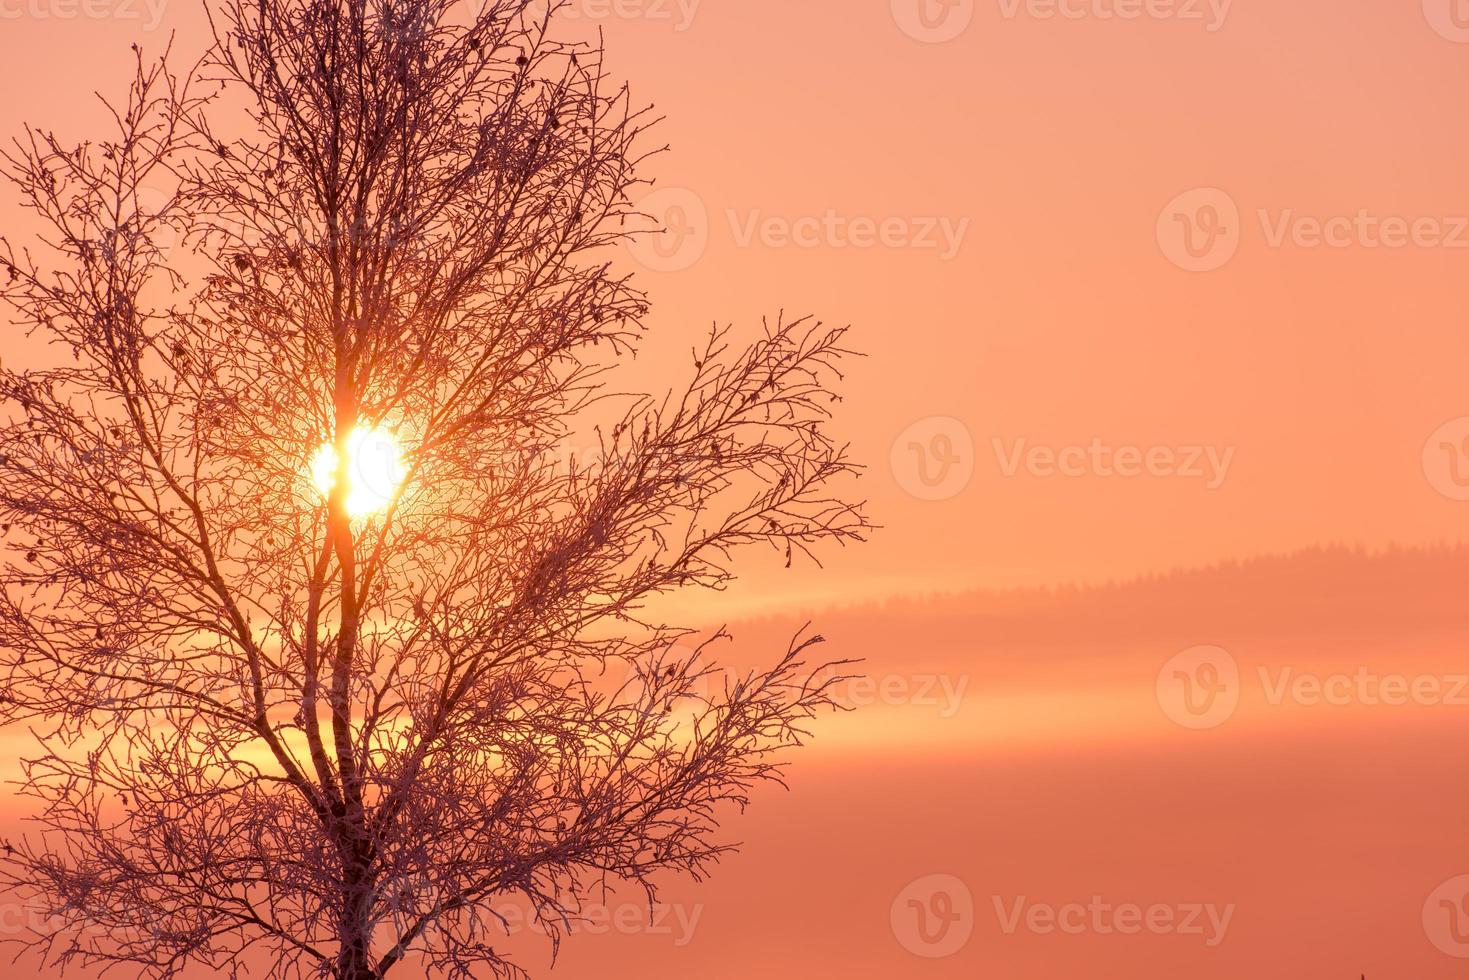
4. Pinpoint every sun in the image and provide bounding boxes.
[310,426,405,517]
